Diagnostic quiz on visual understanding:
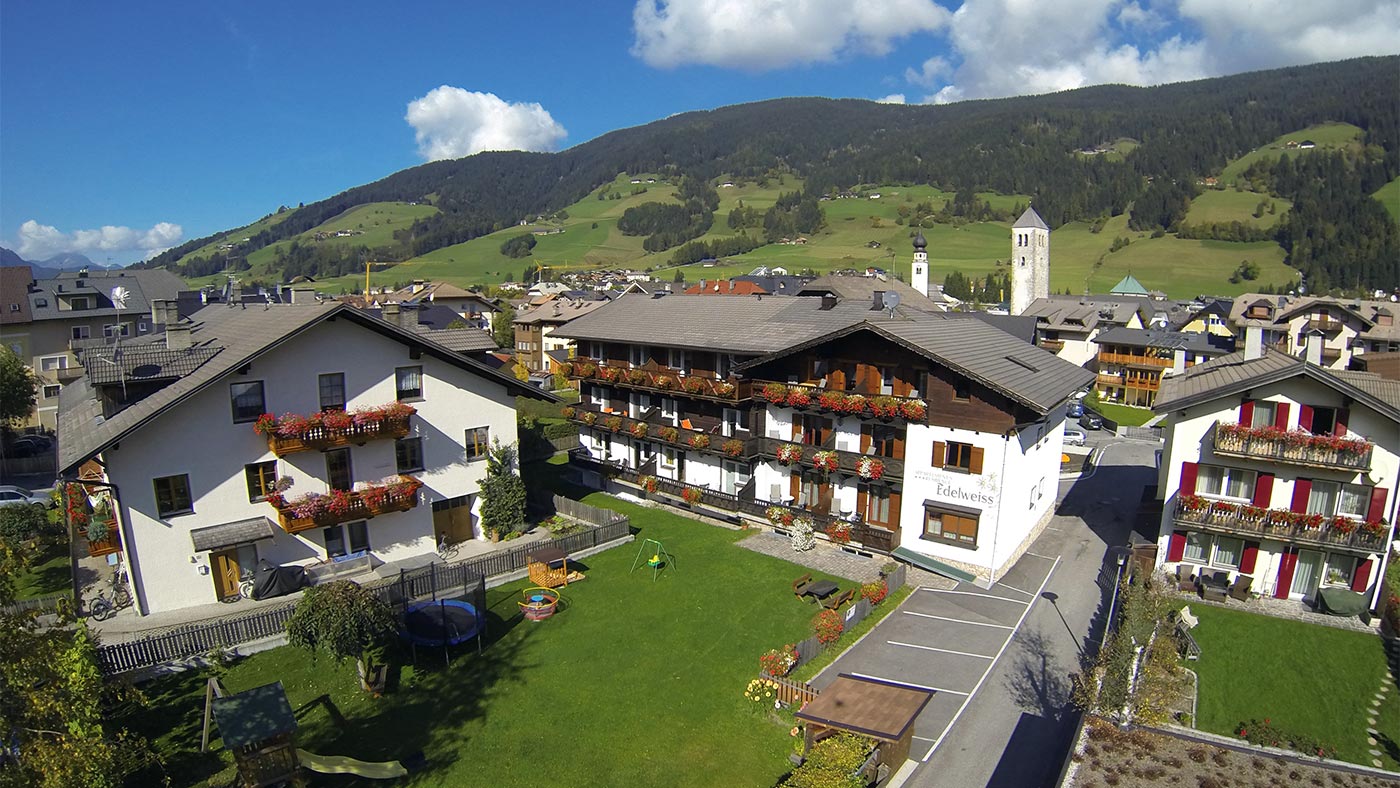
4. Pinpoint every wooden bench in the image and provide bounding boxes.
[1175,623,1201,660]
[792,573,814,598]
[823,588,855,611]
